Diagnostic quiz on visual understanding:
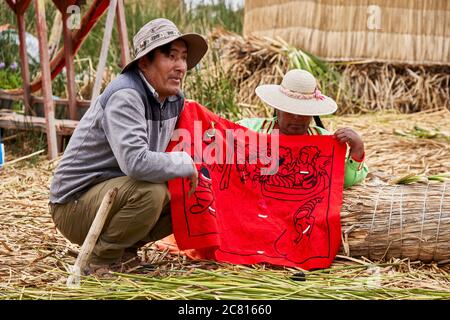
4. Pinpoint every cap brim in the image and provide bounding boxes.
[255,85,337,116]
[121,33,208,74]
